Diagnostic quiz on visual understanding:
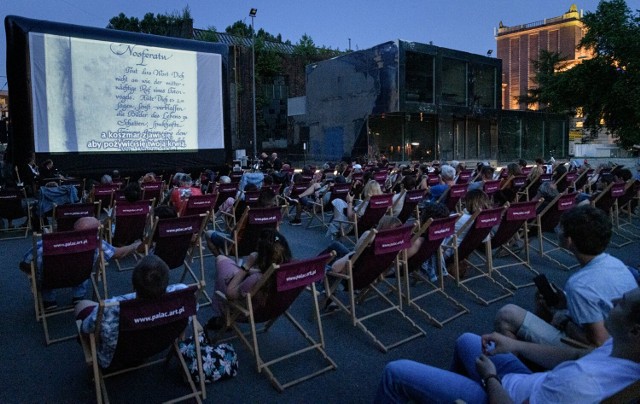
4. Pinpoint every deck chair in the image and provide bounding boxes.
[61,178,86,199]
[0,188,31,239]
[617,179,640,237]
[529,192,579,270]
[395,189,425,223]
[336,193,394,245]
[91,184,119,214]
[404,215,470,327]
[373,171,388,185]
[216,254,337,392]
[444,206,514,306]
[37,184,80,231]
[485,200,541,289]
[439,184,467,213]
[78,285,205,404]
[221,206,283,263]
[307,182,352,229]
[146,214,210,305]
[282,182,311,220]
[572,168,594,192]
[107,200,152,271]
[592,181,633,248]
[53,202,100,232]
[324,224,426,352]
[556,171,578,193]
[140,181,164,205]
[213,183,239,229]
[180,193,218,229]
[518,173,553,201]
[30,227,105,344]
[483,179,502,202]
[456,169,474,184]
